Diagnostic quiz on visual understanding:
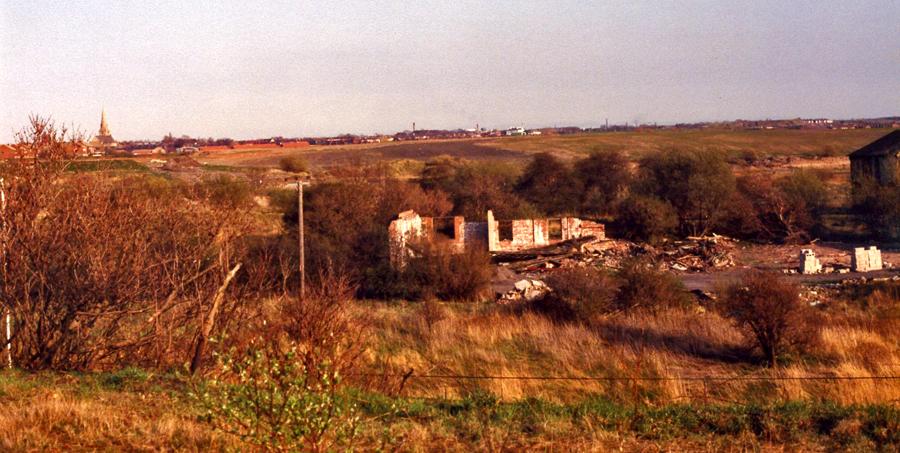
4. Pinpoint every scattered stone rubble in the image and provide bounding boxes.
[498,279,550,304]
[500,235,737,273]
